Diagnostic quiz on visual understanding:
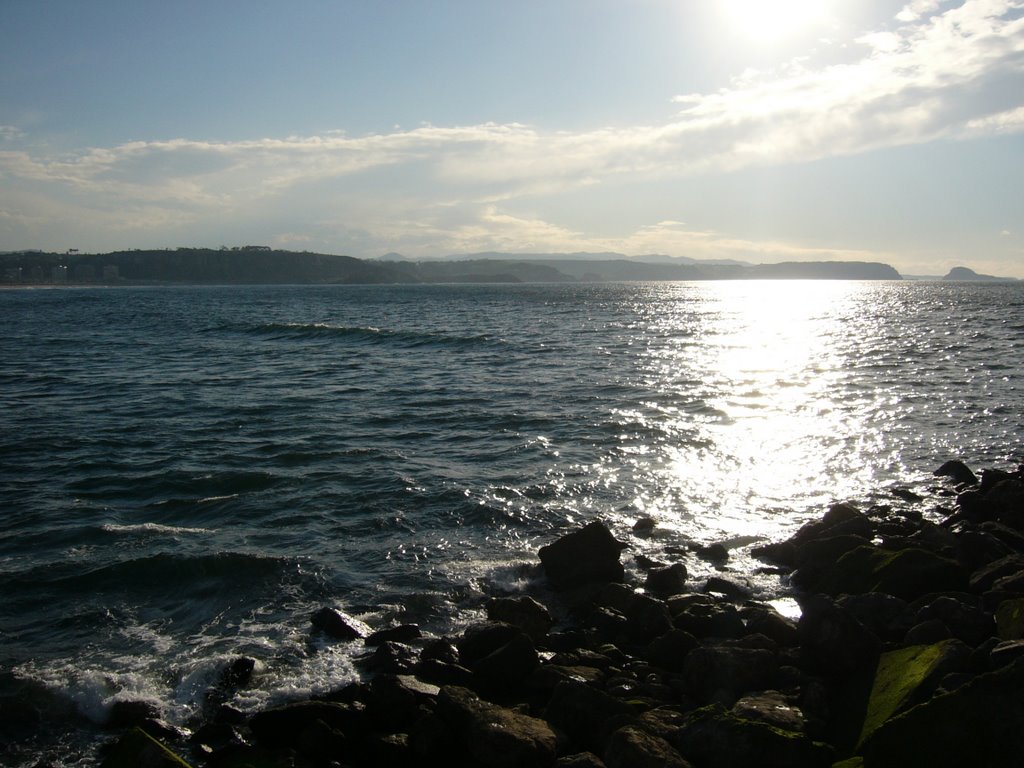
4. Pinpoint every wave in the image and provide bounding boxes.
[100,522,214,536]
[240,321,506,350]
[4,551,294,596]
